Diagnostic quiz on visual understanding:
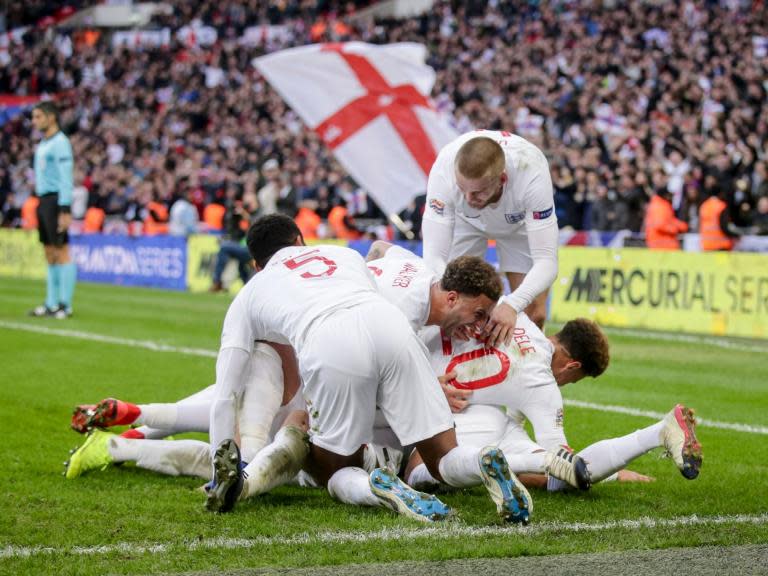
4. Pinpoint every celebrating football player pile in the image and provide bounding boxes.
[66,216,701,523]
[65,133,702,524]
